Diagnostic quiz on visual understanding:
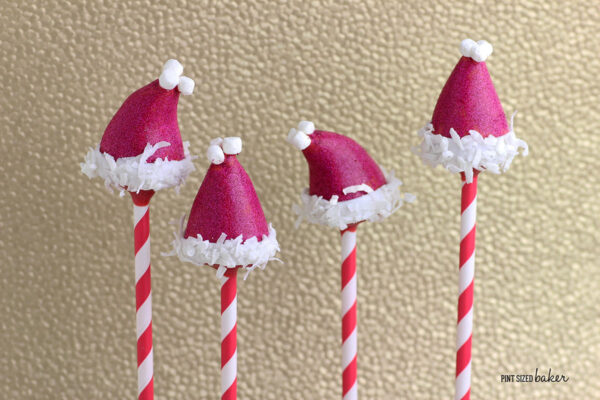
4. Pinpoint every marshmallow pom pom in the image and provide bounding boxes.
[167,219,280,279]
[159,69,180,90]
[286,120,317,150]
[177,76,195,95]
[460,39,477,58]
[222,137,242,155]
[206,136,242,163]
[413,115,528,183]
[158,58,195,93]
[472,40,493,62]
[81,141,195,194]
[293,170,415,230]
[286,128,311,150]
[163,59,183,76]
[297,120,315,135]
[460,39,493,62]
[207,144,225,165]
